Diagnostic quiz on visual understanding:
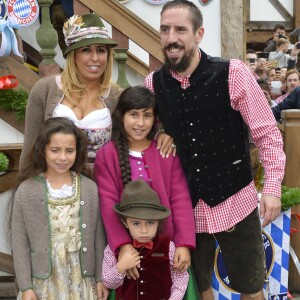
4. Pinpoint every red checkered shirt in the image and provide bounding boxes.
[145,58,285,233]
